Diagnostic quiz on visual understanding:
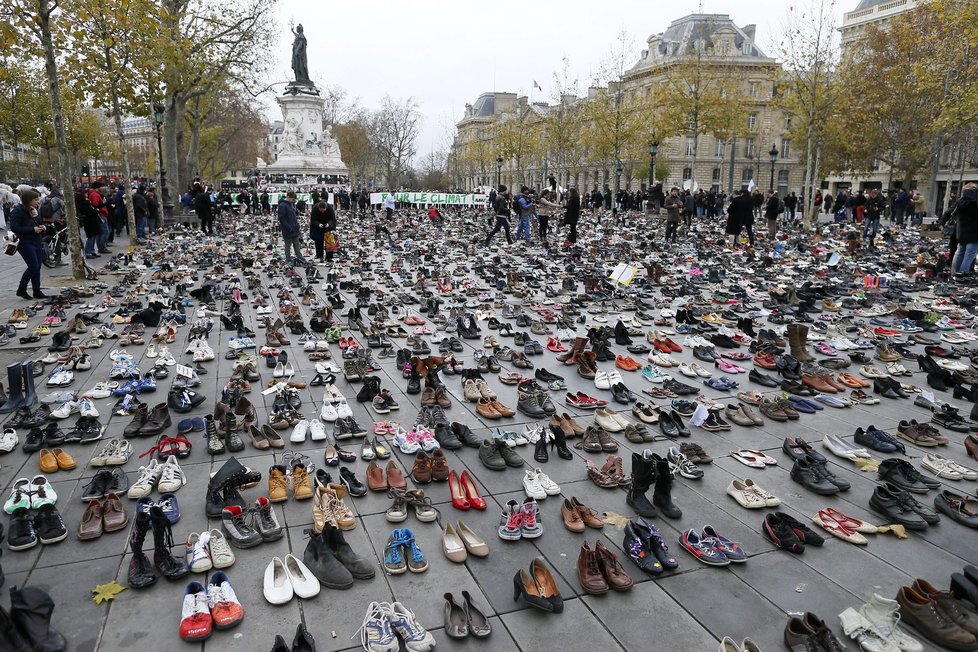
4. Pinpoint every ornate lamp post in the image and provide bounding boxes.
[648,138,659,191]
[152,103,173,222]
[613,159,623,218]
[768,144,779,192]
